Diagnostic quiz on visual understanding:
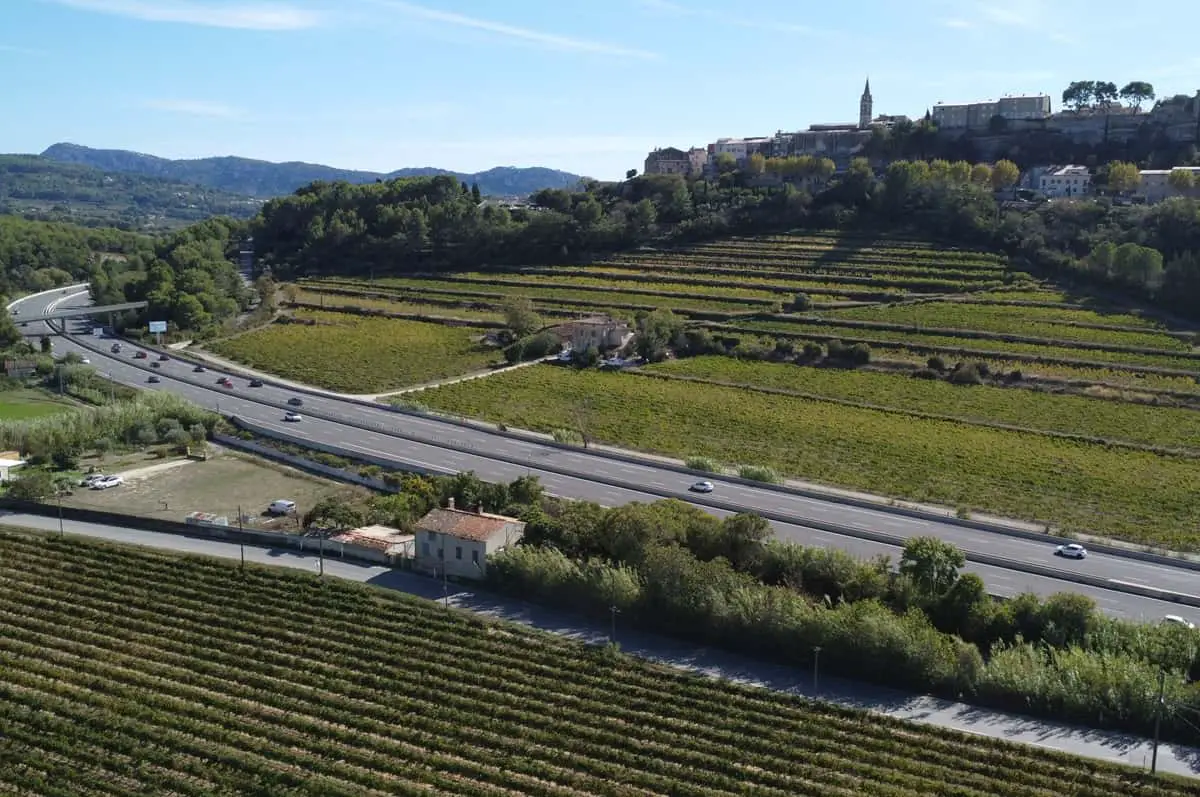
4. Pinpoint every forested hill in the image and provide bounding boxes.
[0,155,261,230]
[41,143,585,200]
